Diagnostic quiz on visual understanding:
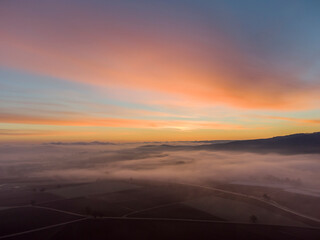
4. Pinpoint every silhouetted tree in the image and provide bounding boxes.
[263,194,270,200]
[250,215,258,223]
[85,206,92,215]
